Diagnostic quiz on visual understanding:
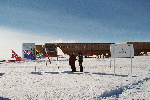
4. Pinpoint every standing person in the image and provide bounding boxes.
[78,50,83,72]
[69,53,77,72]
